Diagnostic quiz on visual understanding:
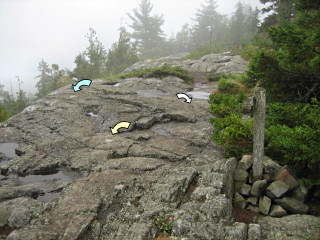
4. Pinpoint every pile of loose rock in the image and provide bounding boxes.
[234,155,310,217]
